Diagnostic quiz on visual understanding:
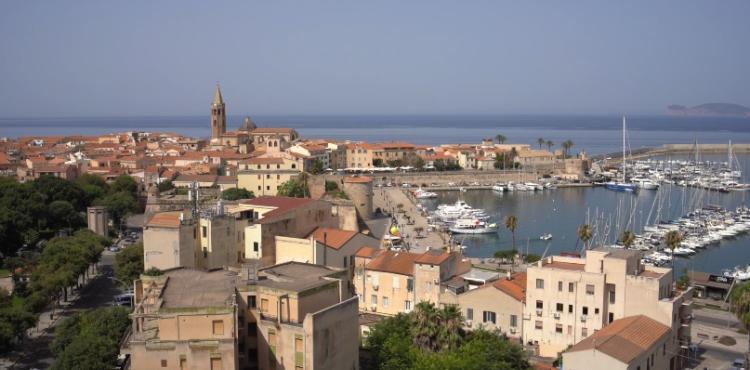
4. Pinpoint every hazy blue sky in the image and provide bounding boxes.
[1,1,749,117]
